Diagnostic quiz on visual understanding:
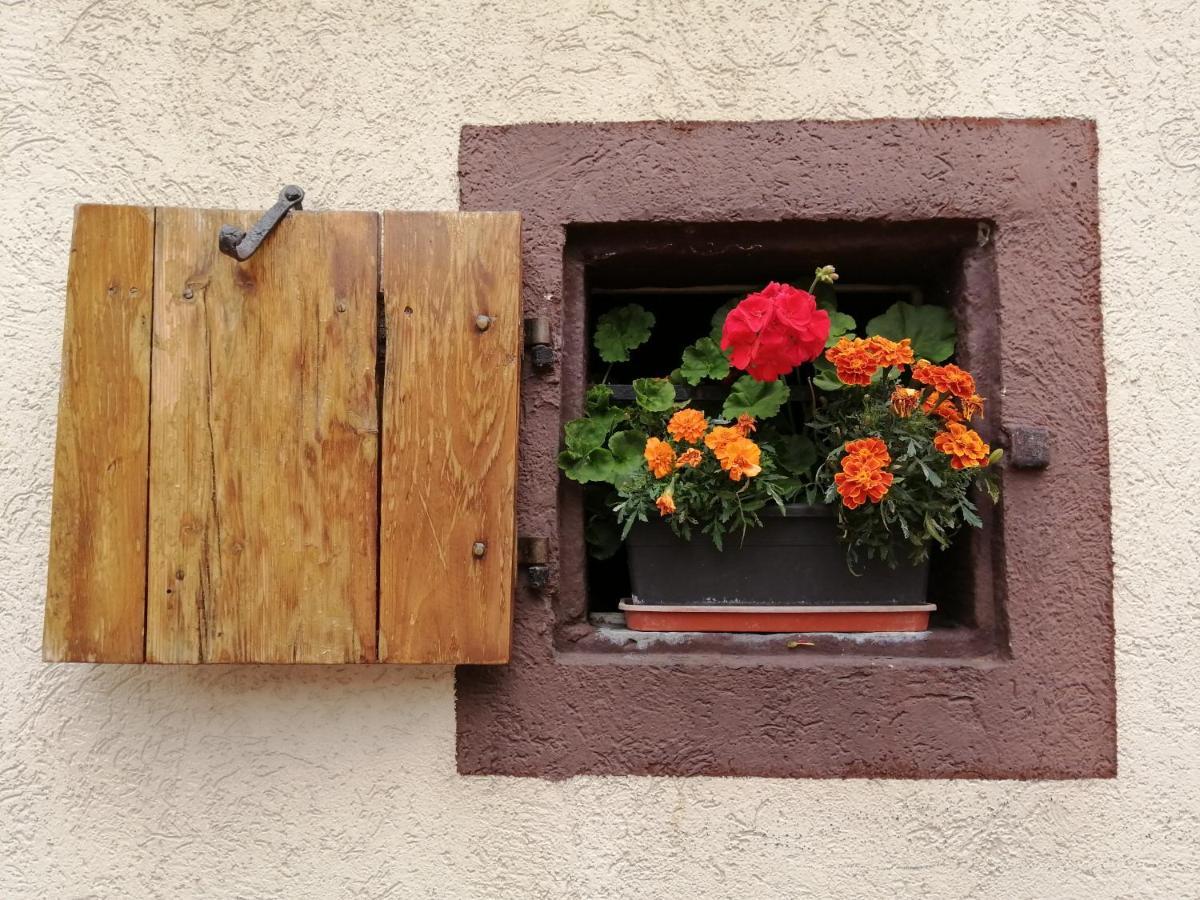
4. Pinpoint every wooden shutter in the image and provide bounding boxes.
[43,203,521,664]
